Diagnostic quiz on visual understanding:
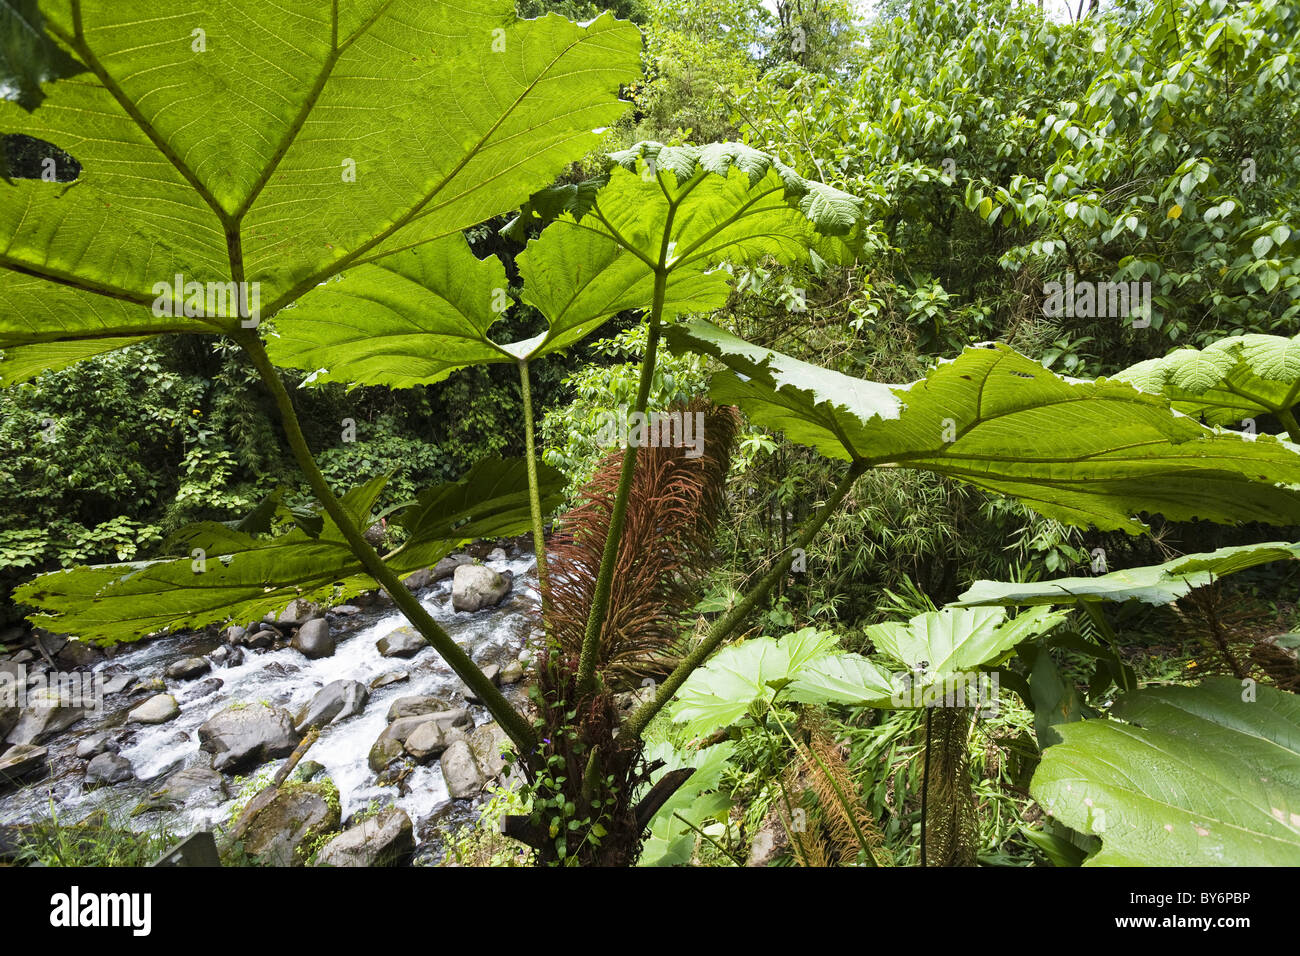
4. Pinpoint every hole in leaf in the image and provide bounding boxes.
[2,133,81,182]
